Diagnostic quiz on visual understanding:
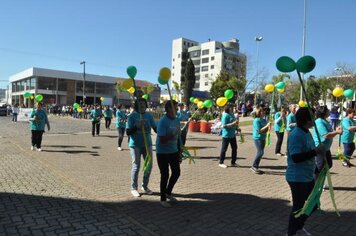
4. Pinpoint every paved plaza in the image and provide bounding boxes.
[0,115,355,235]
